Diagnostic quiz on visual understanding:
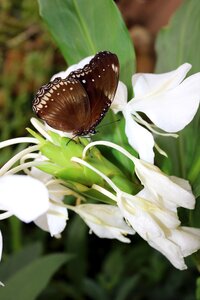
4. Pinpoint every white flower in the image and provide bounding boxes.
[132,158,195,211]
[73,203,135,243]
[0,175,49,223]
[76,140,200,269]
[117,189,200,270]
[30,166,68,237]
[112,63,200,163]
